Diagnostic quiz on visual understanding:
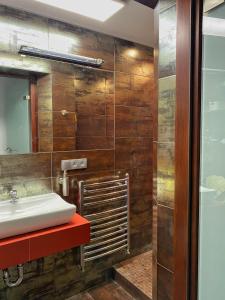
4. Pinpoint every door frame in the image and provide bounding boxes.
[189,1,203,299]
[174,0,203,299]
